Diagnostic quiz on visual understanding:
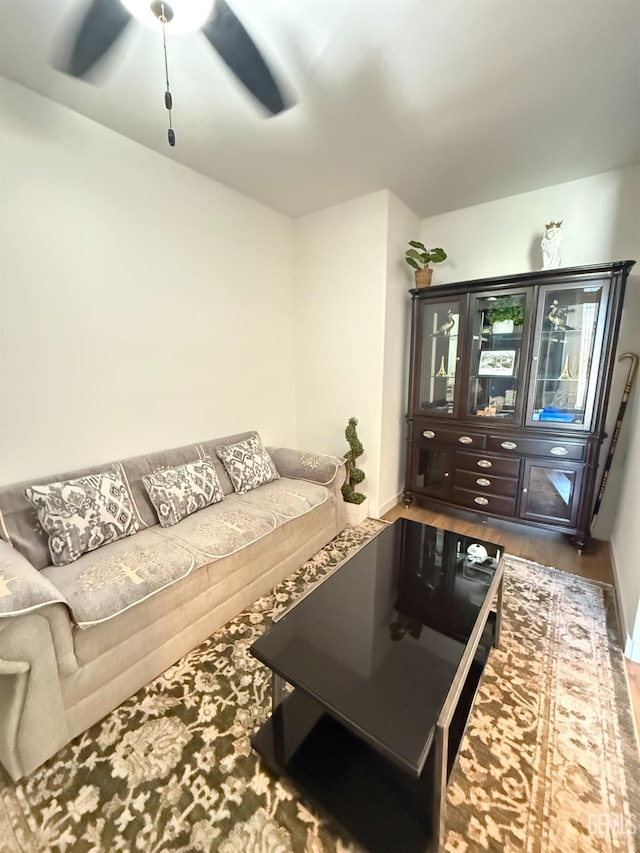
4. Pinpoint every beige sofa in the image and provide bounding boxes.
[0,431,346,781]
